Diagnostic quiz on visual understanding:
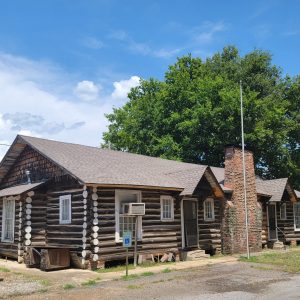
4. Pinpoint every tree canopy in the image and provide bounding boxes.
[103,46,300,189]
